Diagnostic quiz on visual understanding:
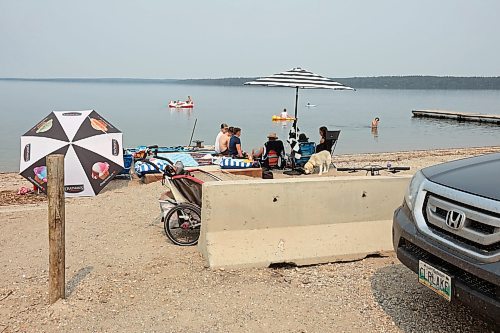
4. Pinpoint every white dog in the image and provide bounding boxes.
[303,150,332,175]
